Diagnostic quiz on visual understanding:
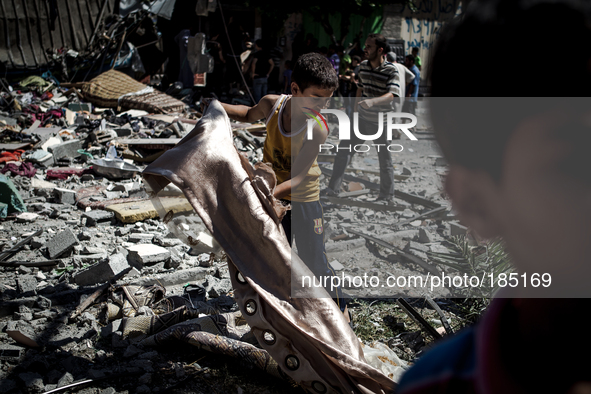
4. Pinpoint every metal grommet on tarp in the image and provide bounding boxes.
[262,330,276,345]
[245,299,257,315]
[312,381,327,393]
[285,355,300,371]
[236,271,247,284]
